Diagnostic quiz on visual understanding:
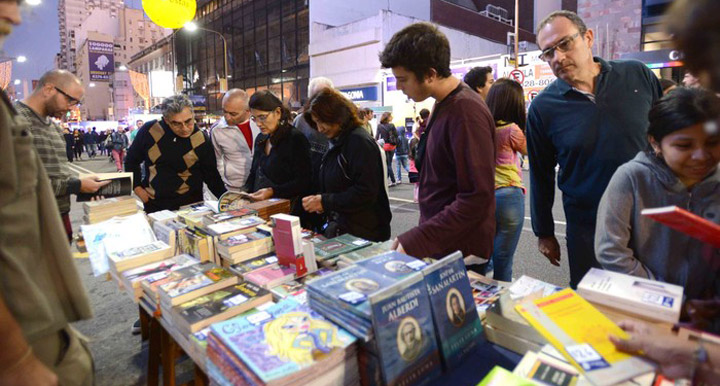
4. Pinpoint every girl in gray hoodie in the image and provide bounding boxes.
[595,87,720,302]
